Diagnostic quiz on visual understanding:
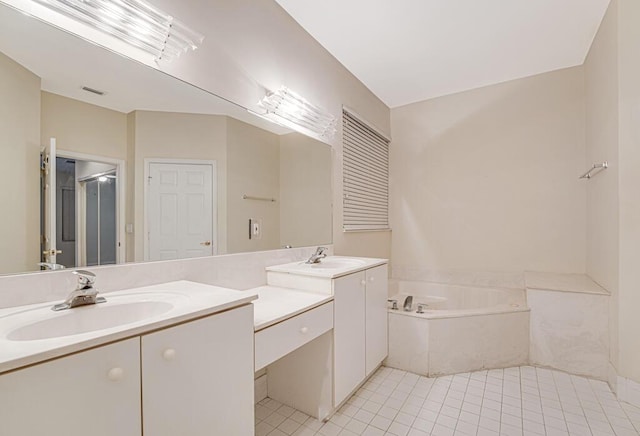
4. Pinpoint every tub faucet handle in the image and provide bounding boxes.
[387,299,398,310]
[416,304,425,314]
